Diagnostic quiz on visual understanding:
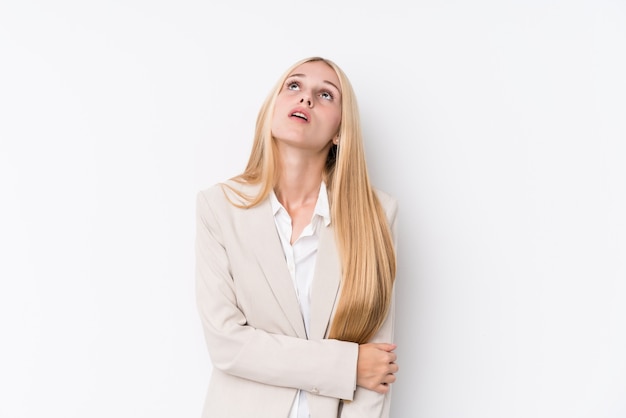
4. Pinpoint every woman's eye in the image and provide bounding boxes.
[320,91,333,100]
[287,82,299,91]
